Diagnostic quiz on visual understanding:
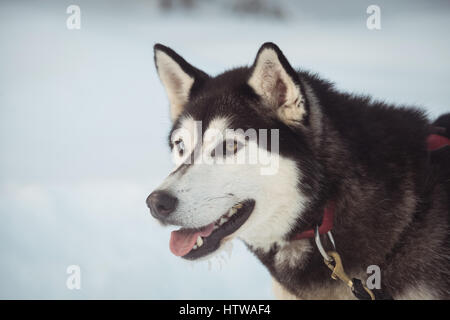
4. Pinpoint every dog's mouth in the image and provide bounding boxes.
[169,199,255,260]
